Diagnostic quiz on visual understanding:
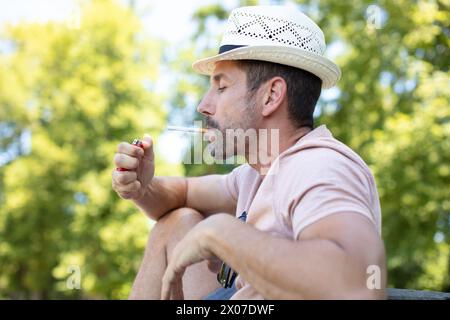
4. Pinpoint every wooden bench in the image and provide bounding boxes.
[387,288,450,300]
